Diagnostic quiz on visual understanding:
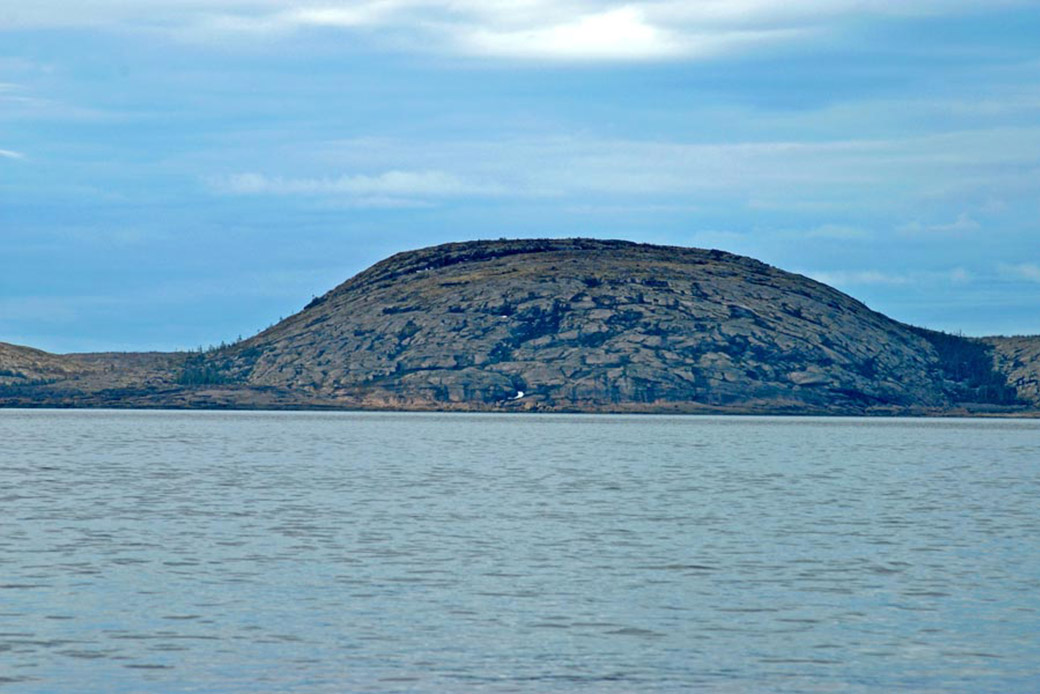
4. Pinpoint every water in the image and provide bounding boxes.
[2,410,1039,693]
